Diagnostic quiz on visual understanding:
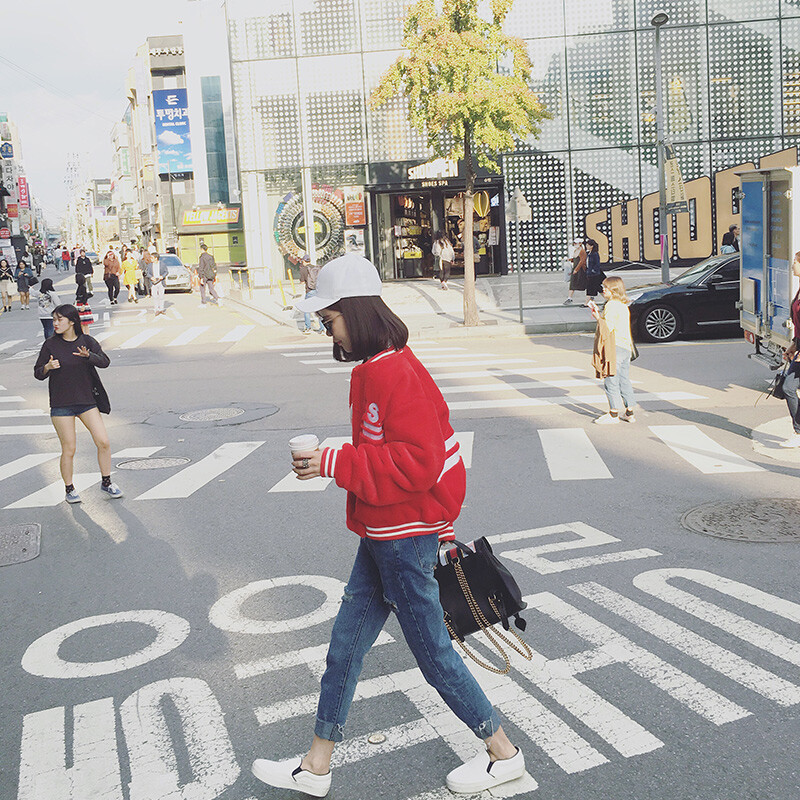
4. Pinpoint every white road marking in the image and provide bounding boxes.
[112,446,166,458]
[432,366,579,381]
[5,473,102,508]
[6,348,40,361]
[0,425,54,435]
[538,428,613,480]
[0,395,26,403]
[19,699,123,800]
[304,352,502,365]
[117,328,164,349]
[649,425,765,474]
[282,346,465,358]
[265,340,438,350]
[0,452,59,482]
[166,325,209,347]
[572,582,800,706]
[135,441,264,499]
[525,592,748,729]
[92,330,116,342]
[318,357,535,374]
[218,324,254,342]
[0,408,48,418]
[170,308,183,319]
[0,339,25,352]
[448,391,705,411]
[492,521,660,574]
[439,378,613,394]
